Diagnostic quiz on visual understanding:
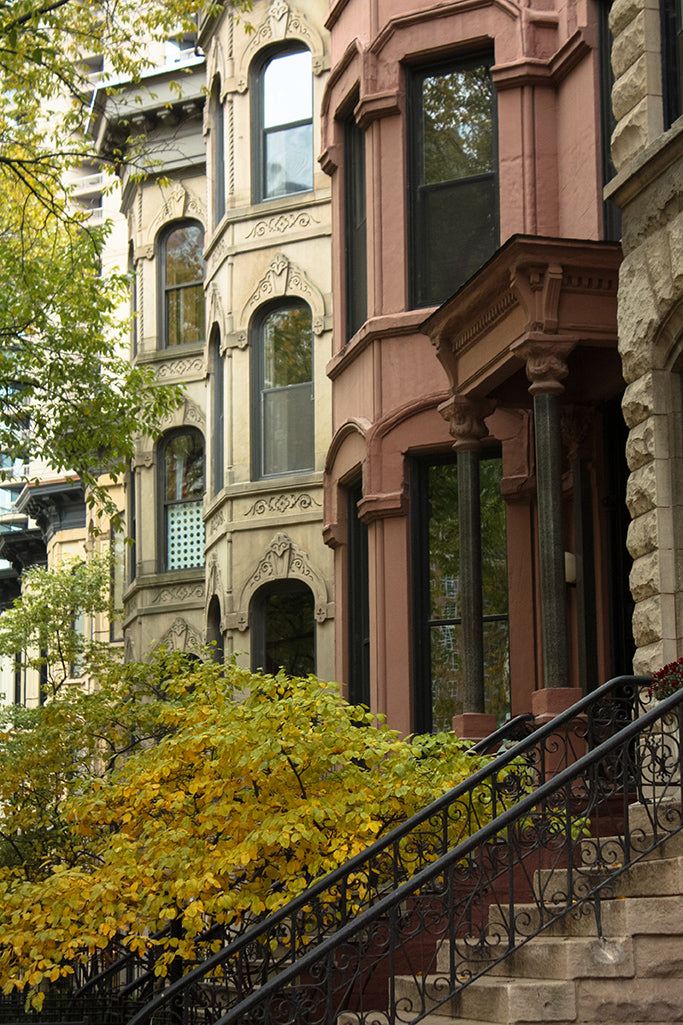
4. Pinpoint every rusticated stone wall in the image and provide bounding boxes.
[608,0,683,673]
